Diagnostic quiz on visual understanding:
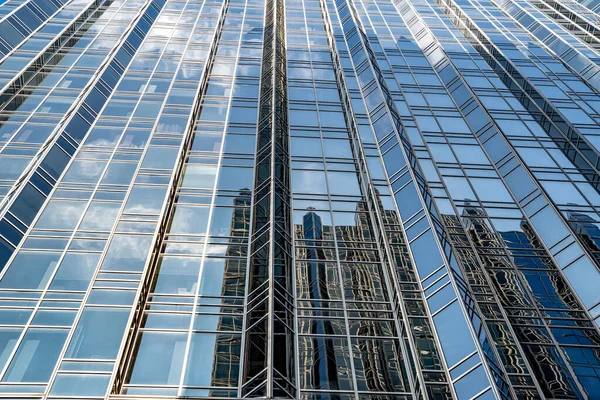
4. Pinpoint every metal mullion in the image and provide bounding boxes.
[525,0,600,53]
[241,0,293,397]
[26,1,48,20]
[272,378,295,399]
[274,1,295,396]
[0,142,105,389]
[241,374,268,397]
[50,370,110,376]
[7,13,33,35]
[246,313,269,333]
[246,297,270,316]
[474,243,592,395]
[535,0,600,47]
[482,0,600,98]
[236,9,266,379]
[0,0,42,23]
